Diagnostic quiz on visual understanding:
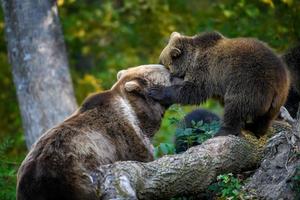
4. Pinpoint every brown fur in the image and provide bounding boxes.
[282,44,300,118]
[16,64,171,200]
[149,32,290,137]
